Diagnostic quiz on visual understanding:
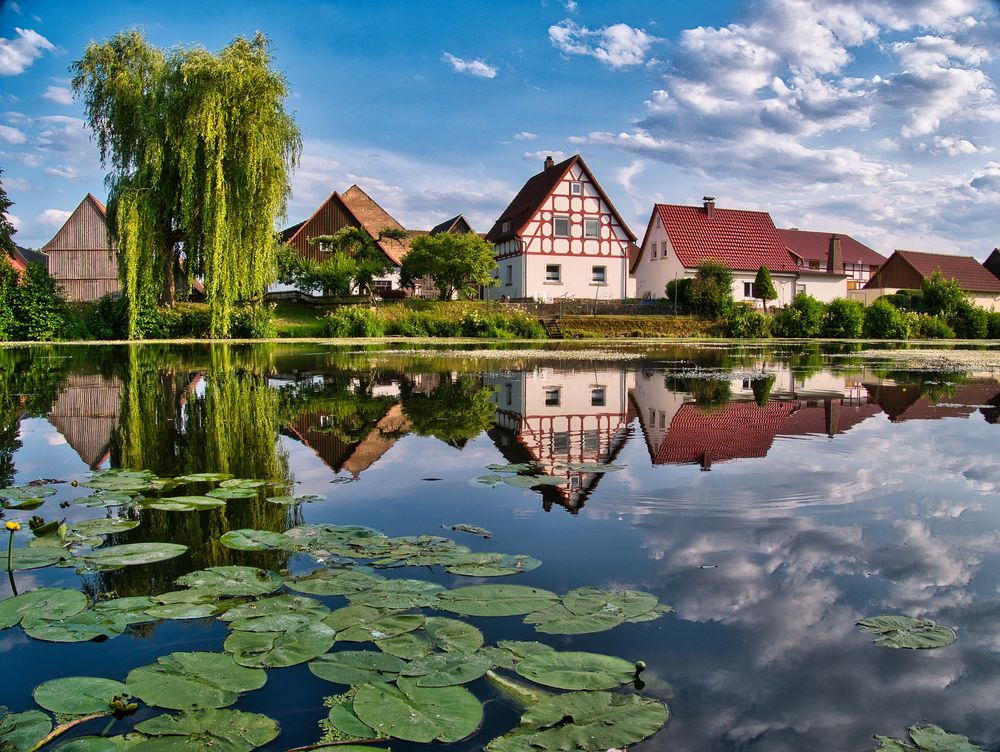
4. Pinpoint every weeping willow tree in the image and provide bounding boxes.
[71,30,301,337]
